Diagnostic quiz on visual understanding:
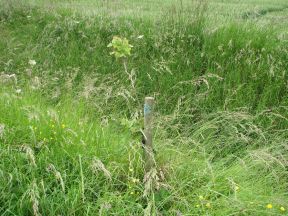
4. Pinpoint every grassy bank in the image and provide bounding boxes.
[17,0,288,35]
[0,1,287,215]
